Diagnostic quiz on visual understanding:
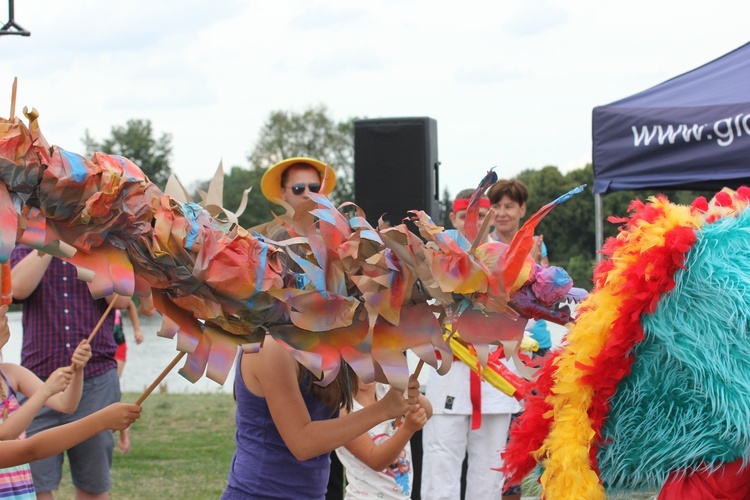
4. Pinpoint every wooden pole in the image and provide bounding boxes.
[394,359,425,426]
[70,295,119,370]
[86,295,118,344]
[135,351,186,405]
[9,77,17,120]
[412,359,425,379]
